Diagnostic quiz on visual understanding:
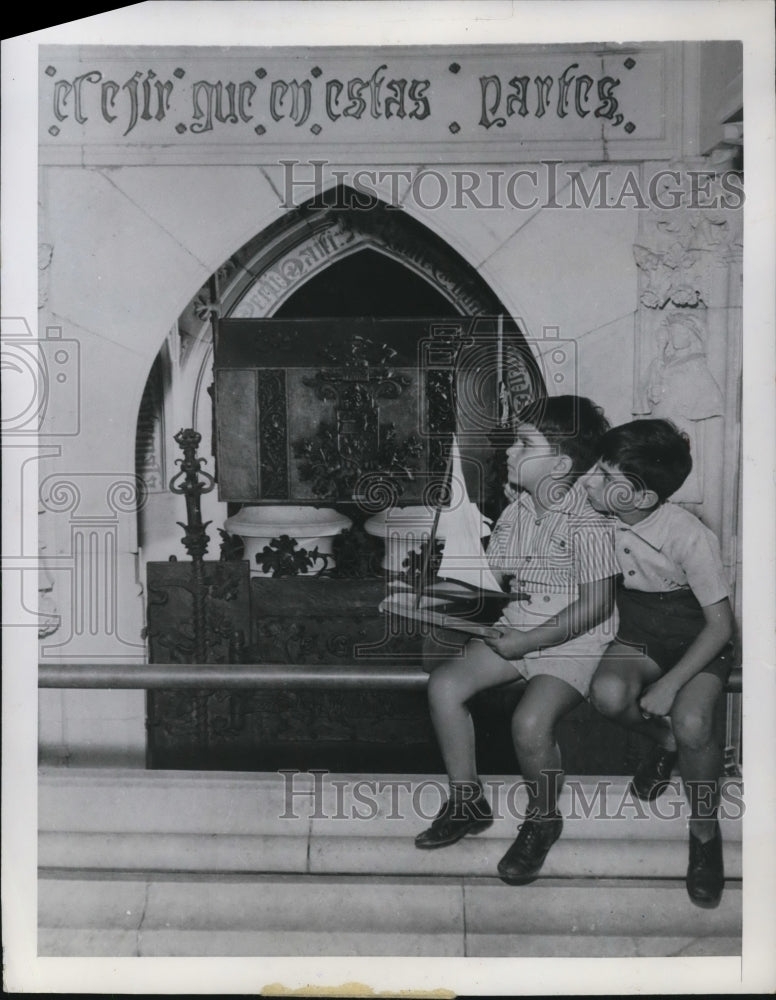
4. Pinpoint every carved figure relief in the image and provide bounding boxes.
[637,312,723,501]
[633,163,742,504]
[640,312,723,421]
